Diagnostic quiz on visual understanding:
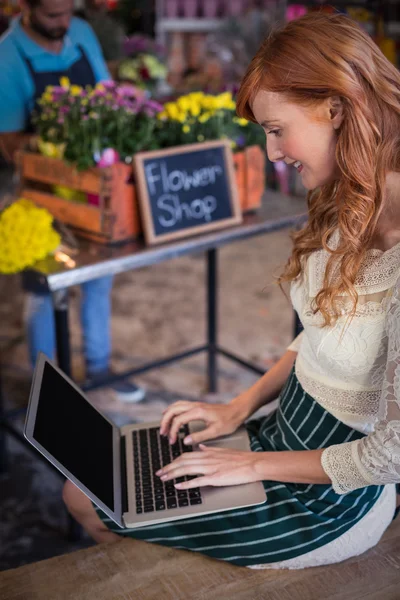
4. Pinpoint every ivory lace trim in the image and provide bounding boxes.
[309,230,400,298]
[321,442,372,494]
[295,363,381,420]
